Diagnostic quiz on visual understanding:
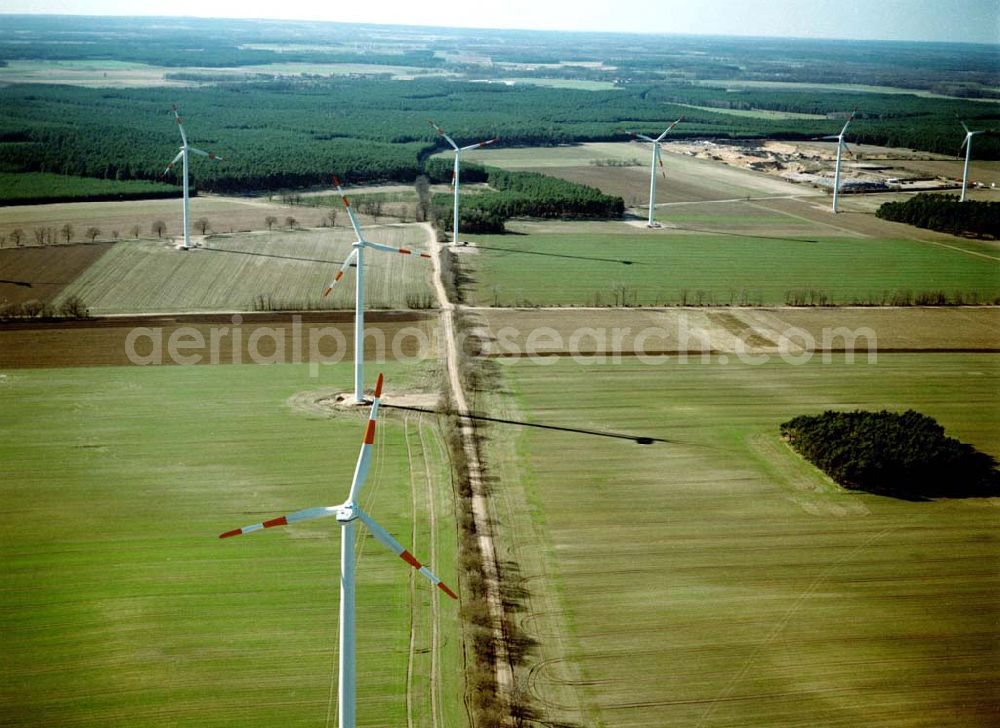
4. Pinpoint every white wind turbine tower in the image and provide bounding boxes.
[626,117,683,227]
[219,373,457,728]
[823,110,856,214]
[163,105,223,250]
[323,177,430,404]
[428,121,498,243]
[958,120,985,202]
